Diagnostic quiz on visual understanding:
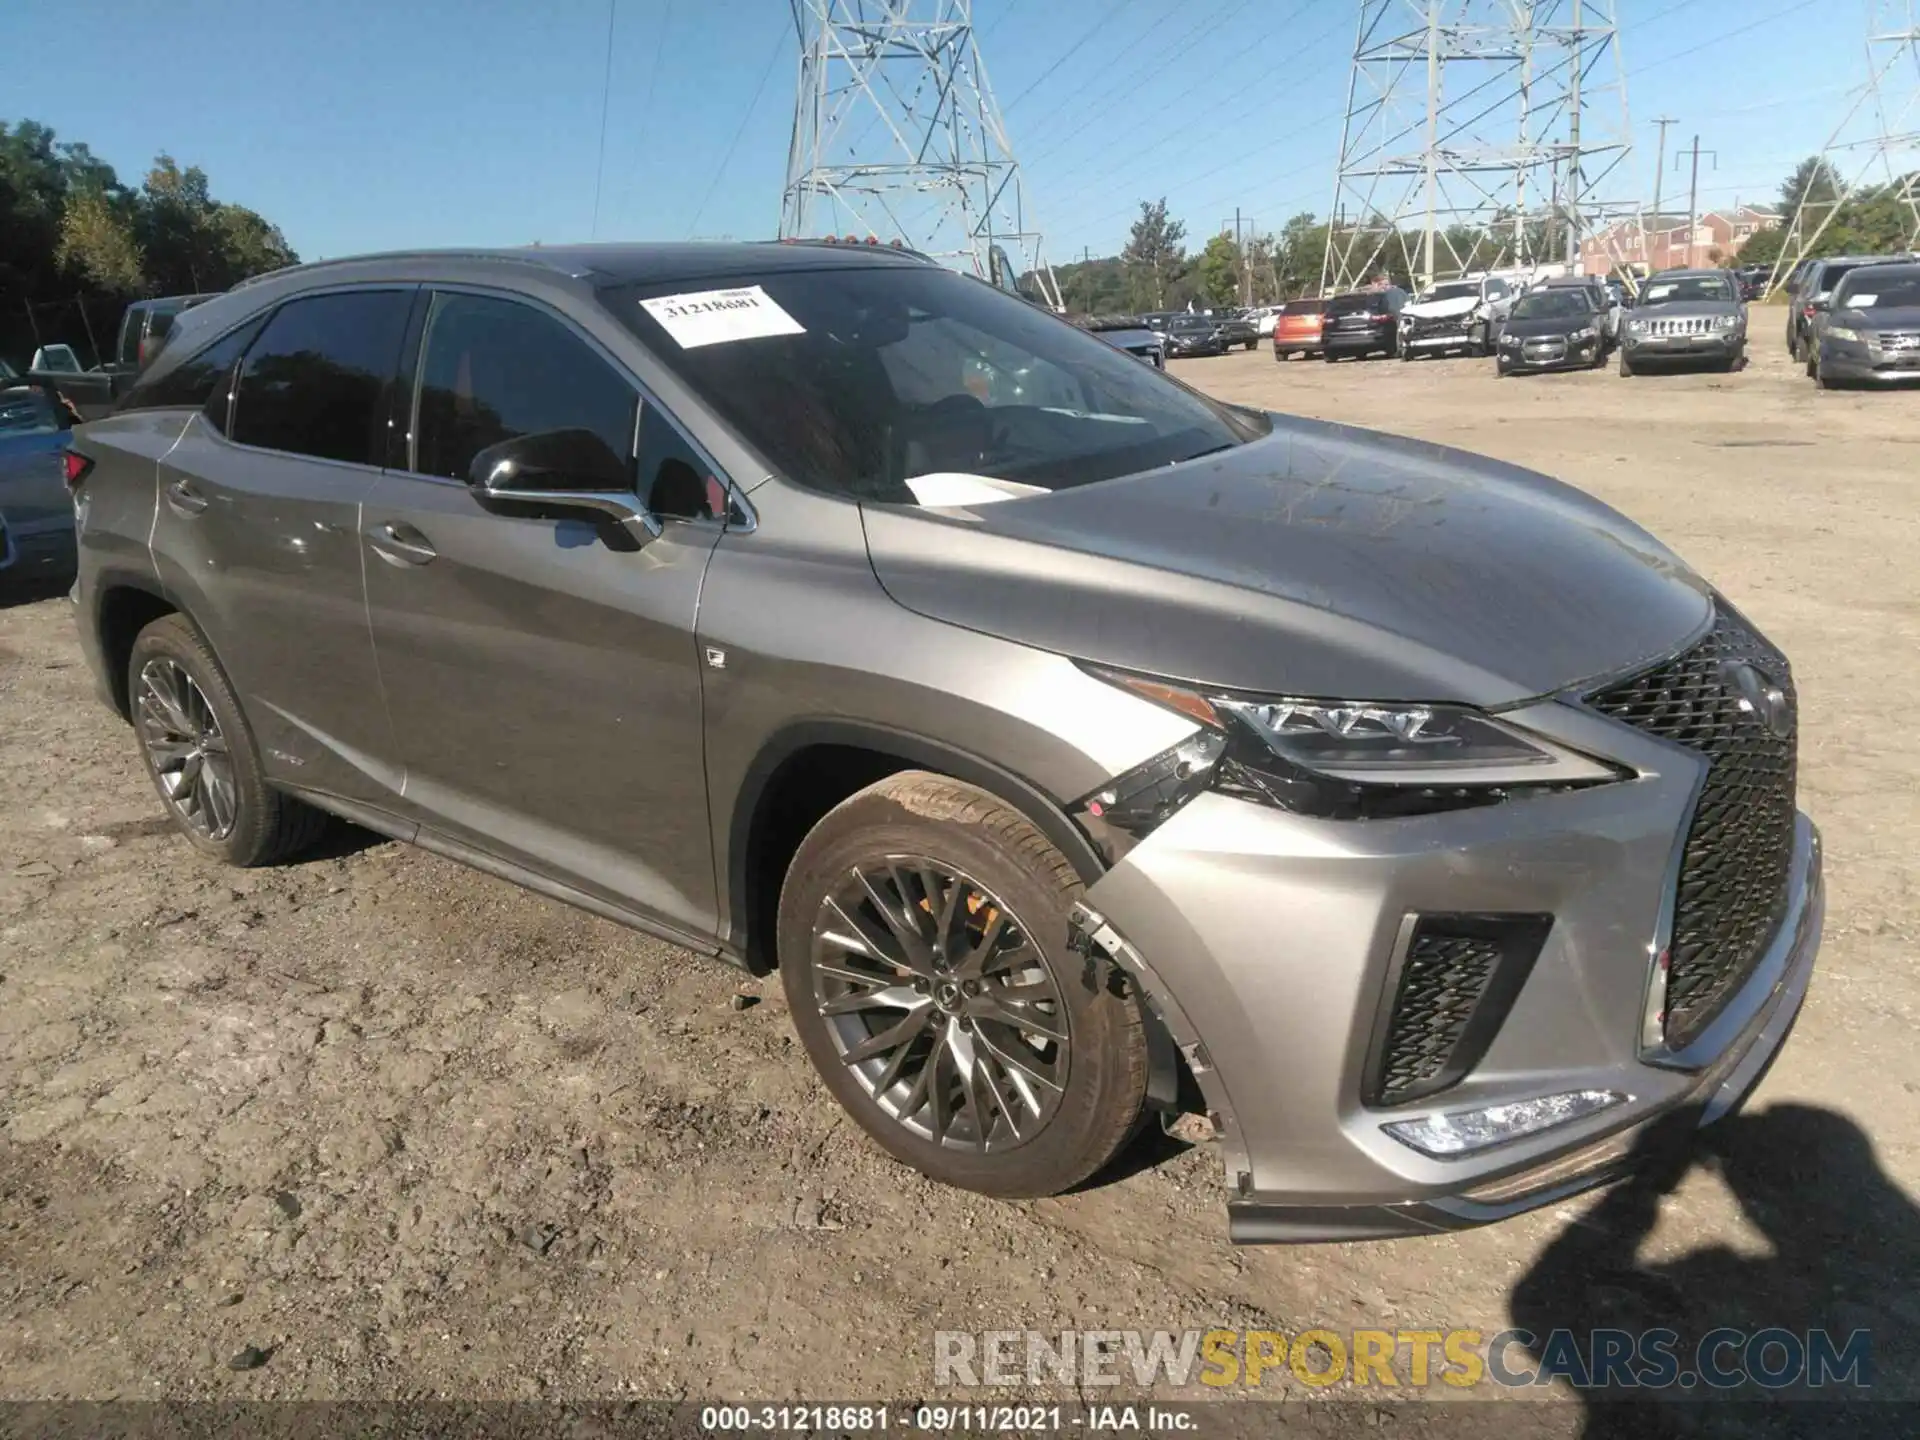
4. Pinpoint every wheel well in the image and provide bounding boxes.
[97,586,178,721]
[738,744,913,974]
